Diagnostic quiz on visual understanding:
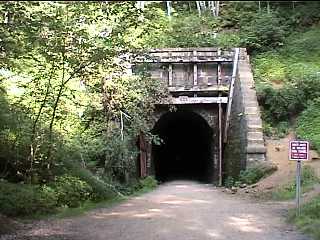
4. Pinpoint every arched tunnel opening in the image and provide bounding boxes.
[152,110,214,183]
